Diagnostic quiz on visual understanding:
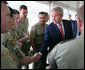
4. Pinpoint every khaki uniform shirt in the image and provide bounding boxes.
[47,35,84,69]
[1,41,18,69]
[1,32,13,46]
[30,22,48,51]
[9,18,29,39]
[1,33,25,68]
